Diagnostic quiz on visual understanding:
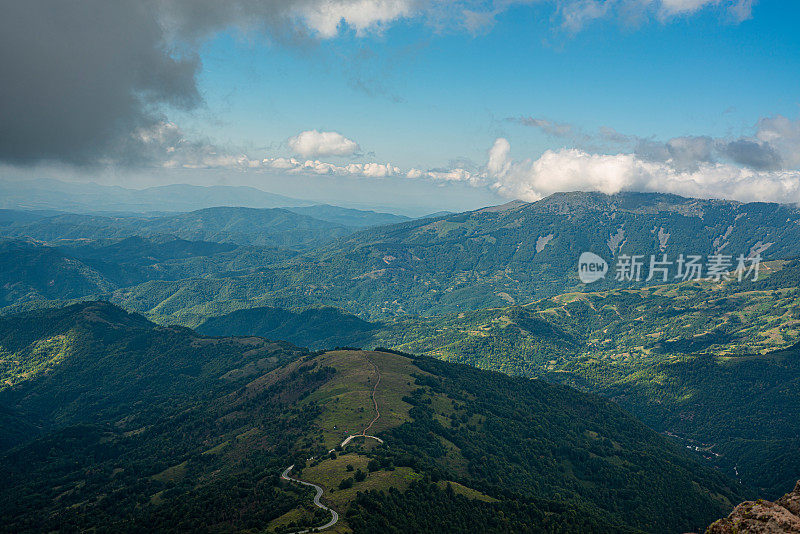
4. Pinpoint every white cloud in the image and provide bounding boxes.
[259,155,479,183]
[131,121,250,170]
[426,168,476,182]
[559,0,612,33]
[484,138,800,204]
[290,0,759,38]
[487,137,511,177]
[659,0,753,20]
[264,157,301,169]
[543,0,757,33]
[288,130,360,158]
[297,0,417,37]
[658,0,717,16]
[350,162,401,177]
[261,156,401,178]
